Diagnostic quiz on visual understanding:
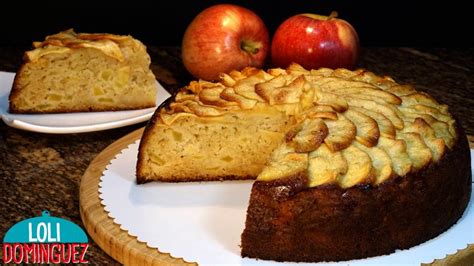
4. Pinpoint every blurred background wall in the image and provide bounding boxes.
[0,0,472,47]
